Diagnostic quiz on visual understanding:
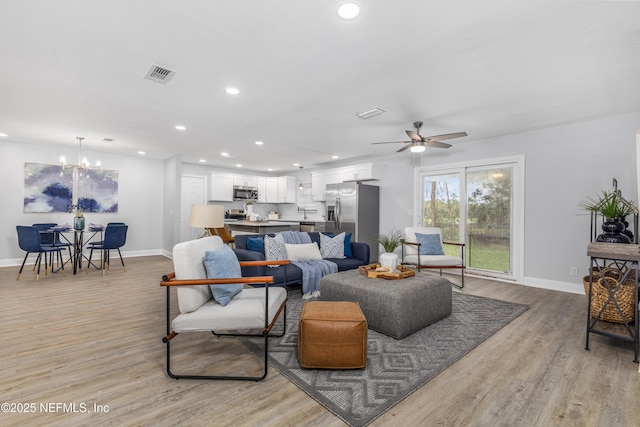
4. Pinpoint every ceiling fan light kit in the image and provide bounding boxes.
[372,120,468,153]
